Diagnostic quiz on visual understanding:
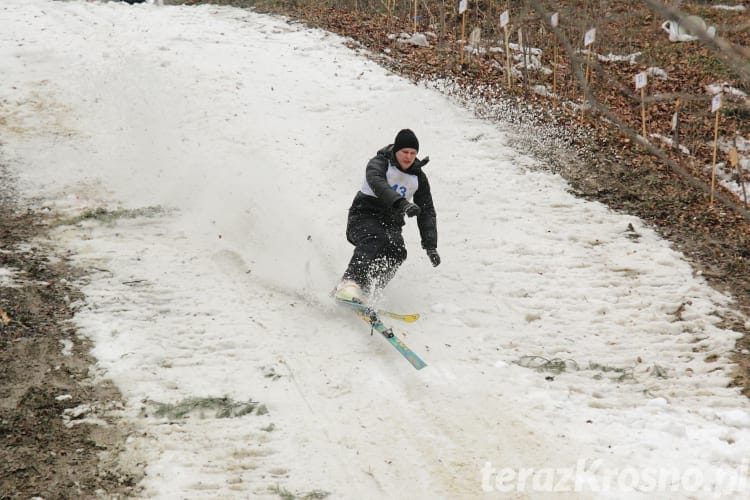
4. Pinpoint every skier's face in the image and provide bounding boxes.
[395,148,417,169]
